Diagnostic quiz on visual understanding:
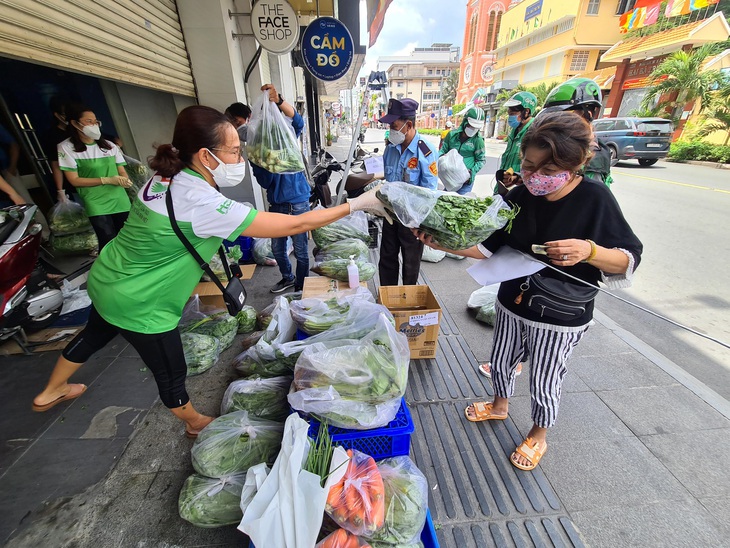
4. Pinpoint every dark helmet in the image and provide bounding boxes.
[543,78,603,111]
